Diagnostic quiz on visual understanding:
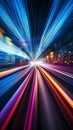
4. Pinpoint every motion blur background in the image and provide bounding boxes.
[0,0,73,130]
